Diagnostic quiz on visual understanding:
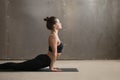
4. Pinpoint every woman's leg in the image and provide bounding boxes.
[0,54,51,71]
[0,58,41,70]
[0,62,17,70]
[15,58,44,71]
[0,59,43,71]
[17,54,51,71]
